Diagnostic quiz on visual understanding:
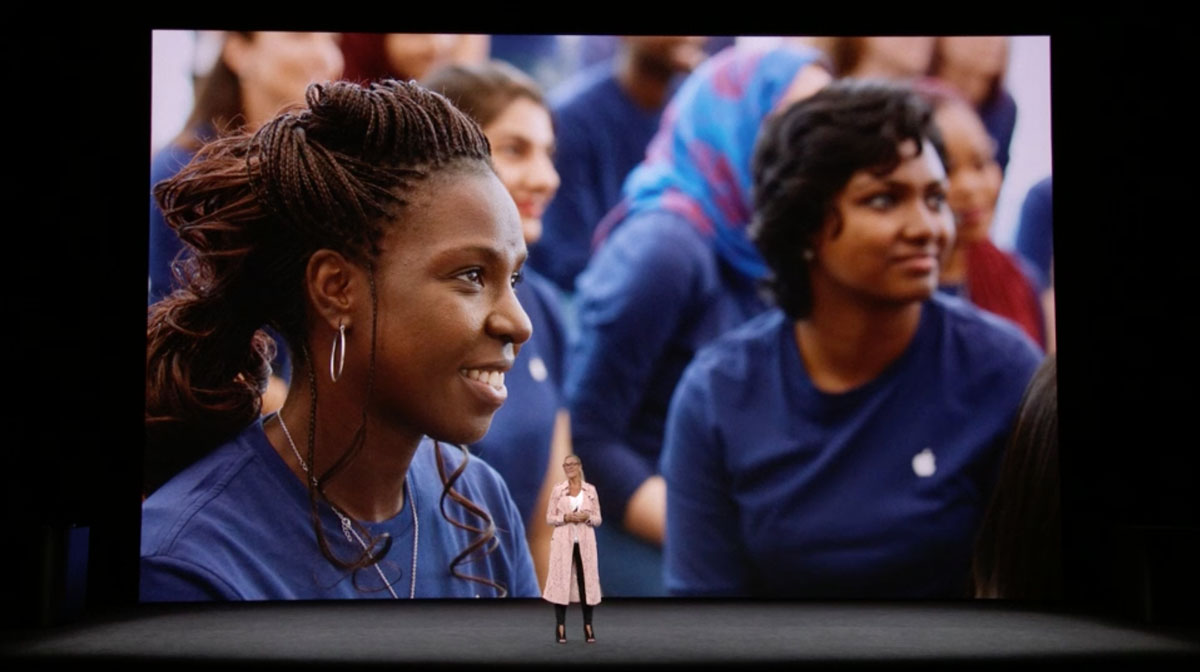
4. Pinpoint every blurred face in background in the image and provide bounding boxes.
[935,101,1003,243]
[624,36,710,74]
[224,32,344,120]
[483,97,559,246]
[384,33,459,81]
[853,36,936,78]
[933,36,1008,106]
